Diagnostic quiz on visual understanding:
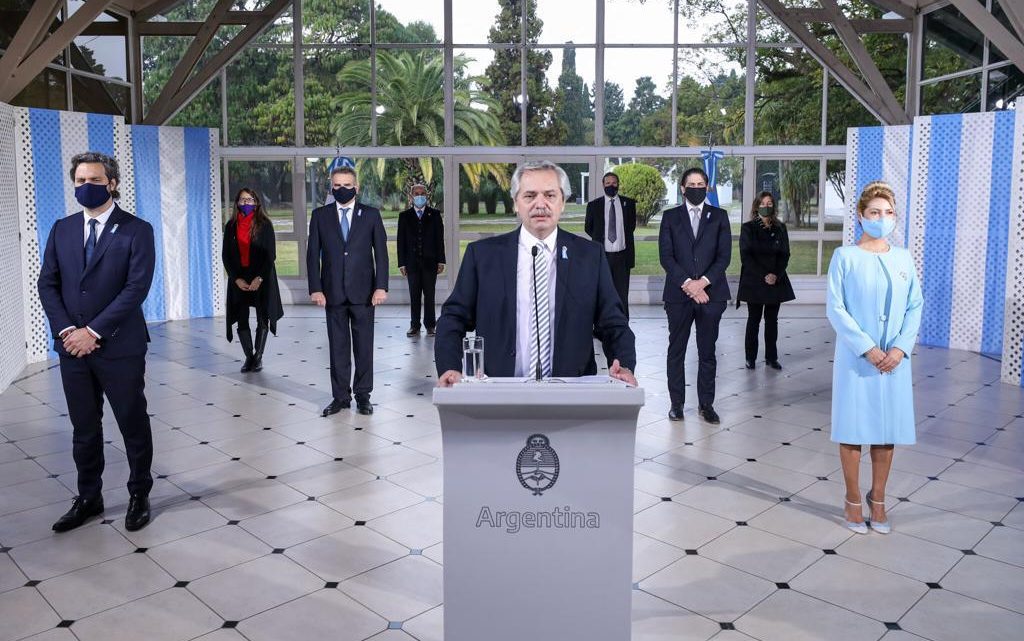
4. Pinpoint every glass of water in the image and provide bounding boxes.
[462,336,485,382]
